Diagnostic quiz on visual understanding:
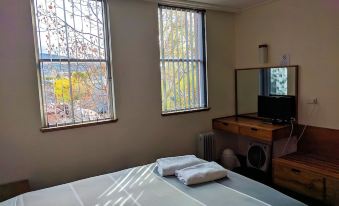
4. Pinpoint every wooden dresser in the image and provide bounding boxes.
[273,126,339,206]
[273,153,338,205]
[212,116,292,143]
